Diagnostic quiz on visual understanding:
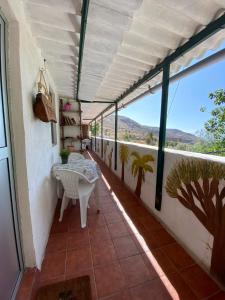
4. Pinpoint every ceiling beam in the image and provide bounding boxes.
[76,0,90,100]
